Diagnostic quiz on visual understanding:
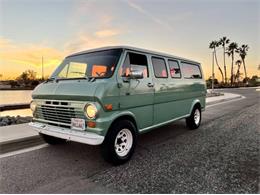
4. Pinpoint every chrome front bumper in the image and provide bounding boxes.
[29,122,104,145]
